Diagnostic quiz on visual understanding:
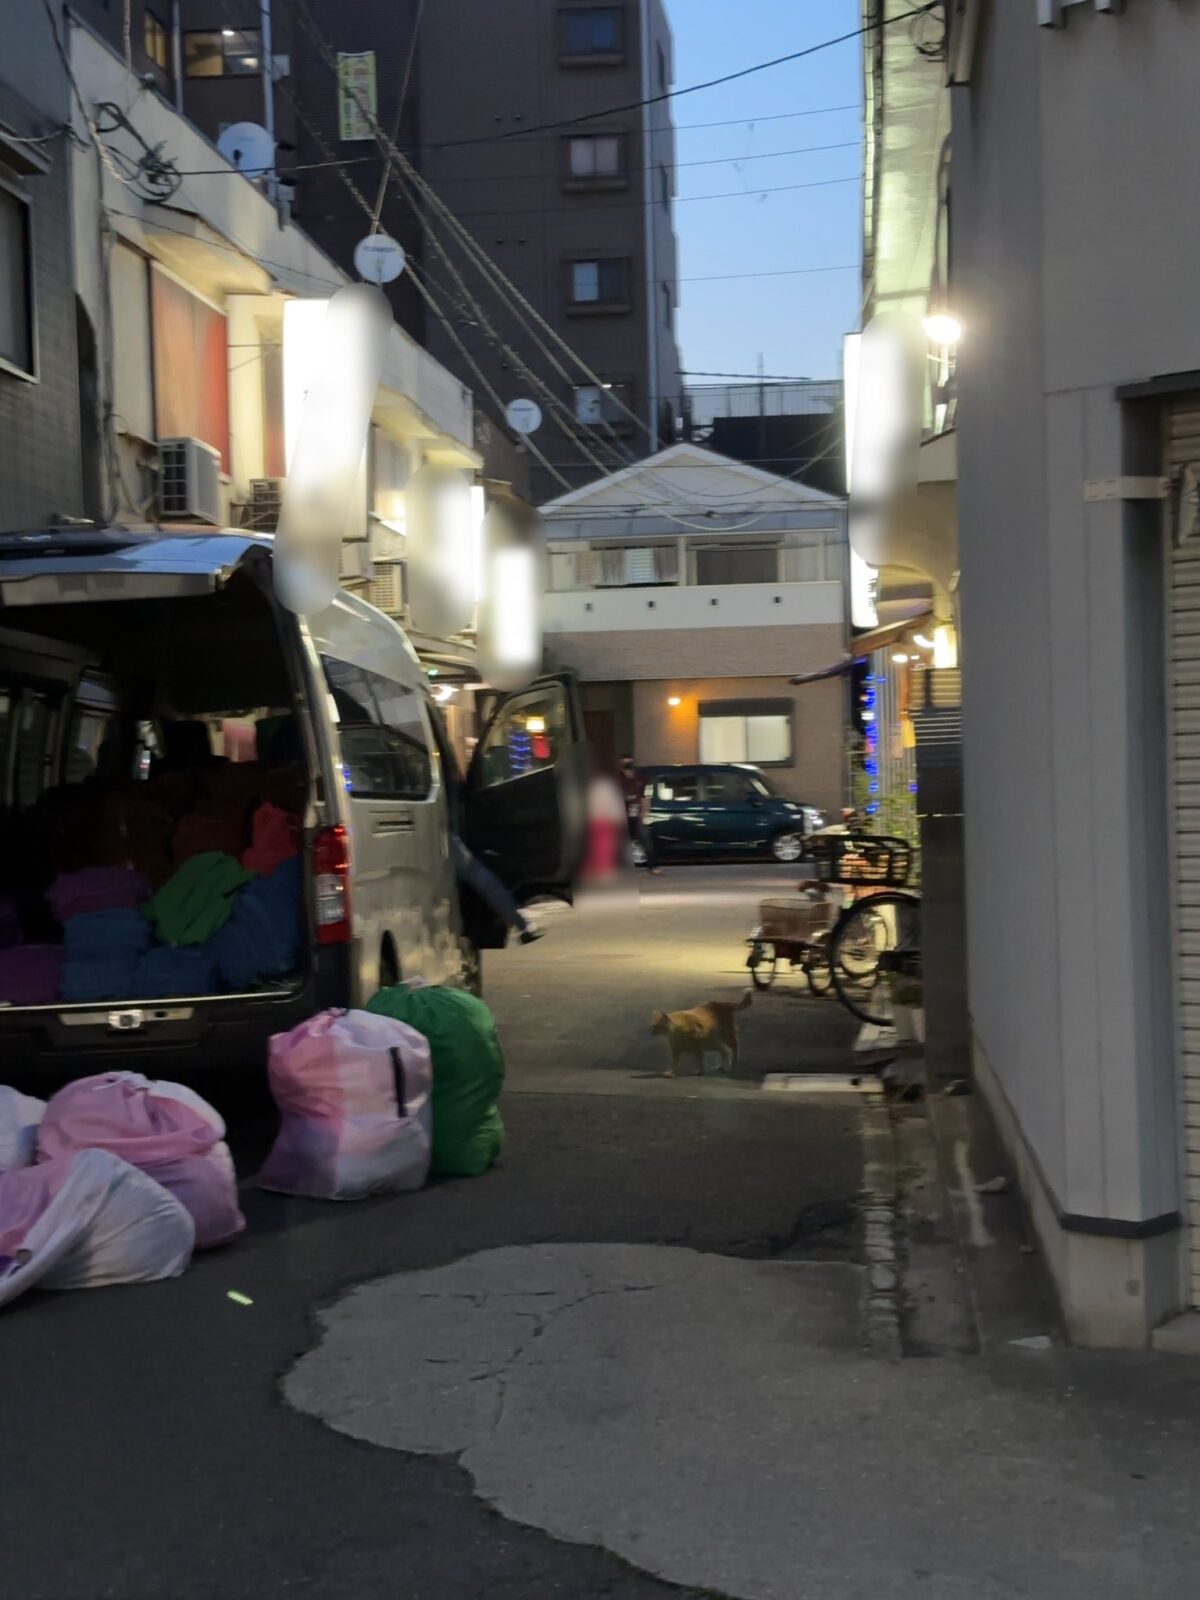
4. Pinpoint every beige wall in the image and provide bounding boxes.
[547,623,844,681]
[632,676,845,814]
